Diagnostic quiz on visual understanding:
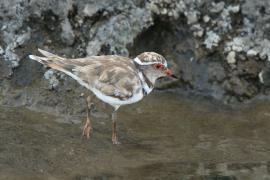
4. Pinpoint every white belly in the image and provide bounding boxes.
[62,70,144,107]
[91,87,144,106]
